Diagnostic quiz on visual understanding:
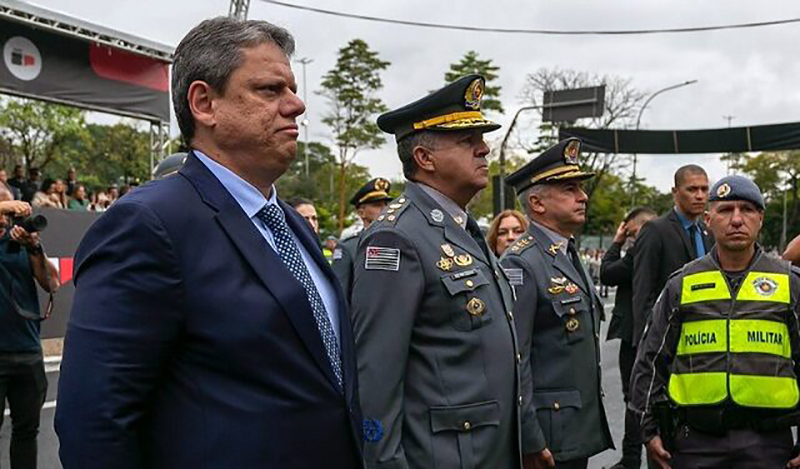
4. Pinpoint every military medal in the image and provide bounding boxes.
[565,283,580,295]
[466,297,485,316]
[441,243,456,258]
[454,254,473,267]
[551,277,567,285]
[566,317,580,332]
[437,257,454,271]
[548,286,565,295]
